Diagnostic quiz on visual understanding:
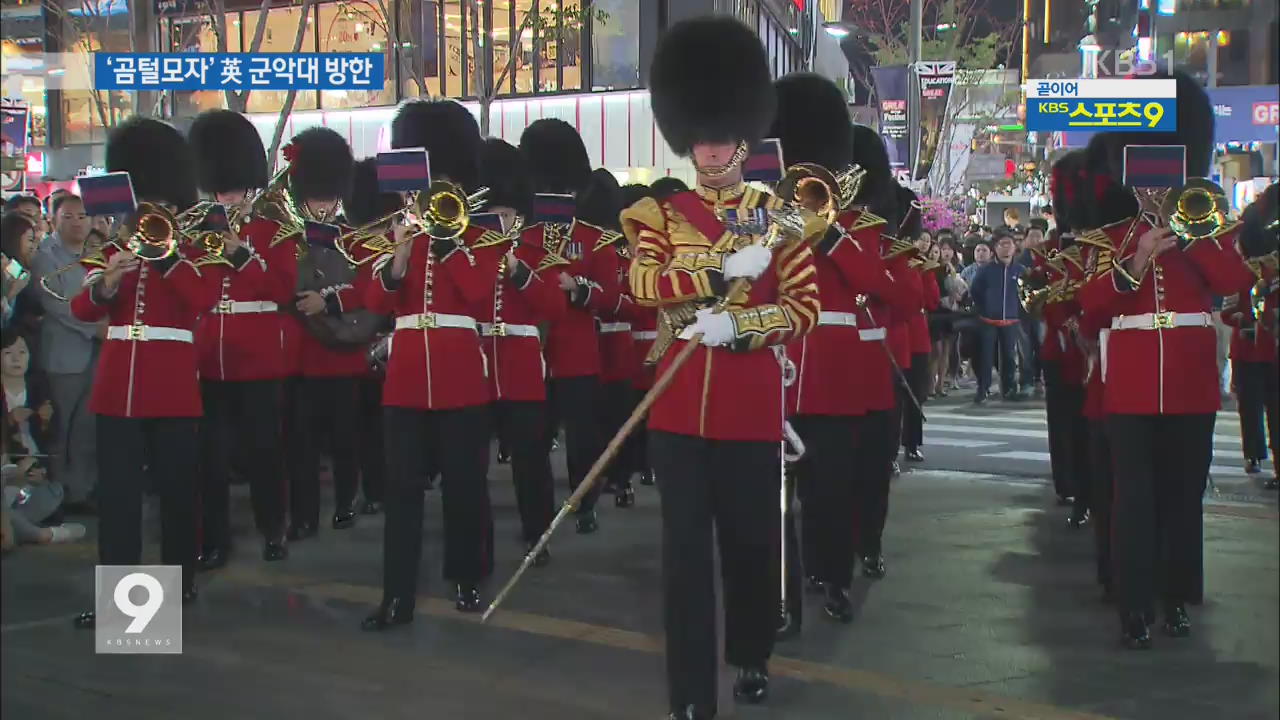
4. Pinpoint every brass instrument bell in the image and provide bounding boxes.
[776,162,867,222]
[1162,178,1230,244]
[127,202,180,261]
